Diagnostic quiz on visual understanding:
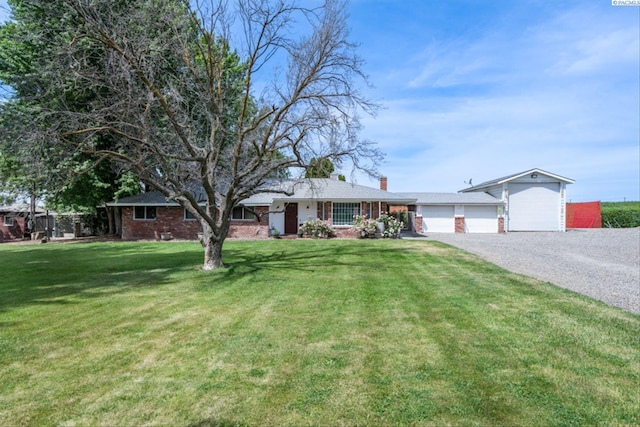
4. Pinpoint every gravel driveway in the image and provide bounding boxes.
[418,228,640,314]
